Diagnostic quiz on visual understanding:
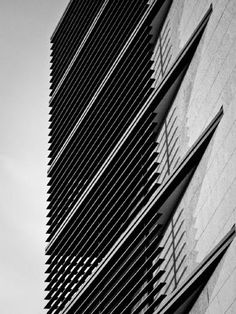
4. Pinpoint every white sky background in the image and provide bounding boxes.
[0,0,69,313]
